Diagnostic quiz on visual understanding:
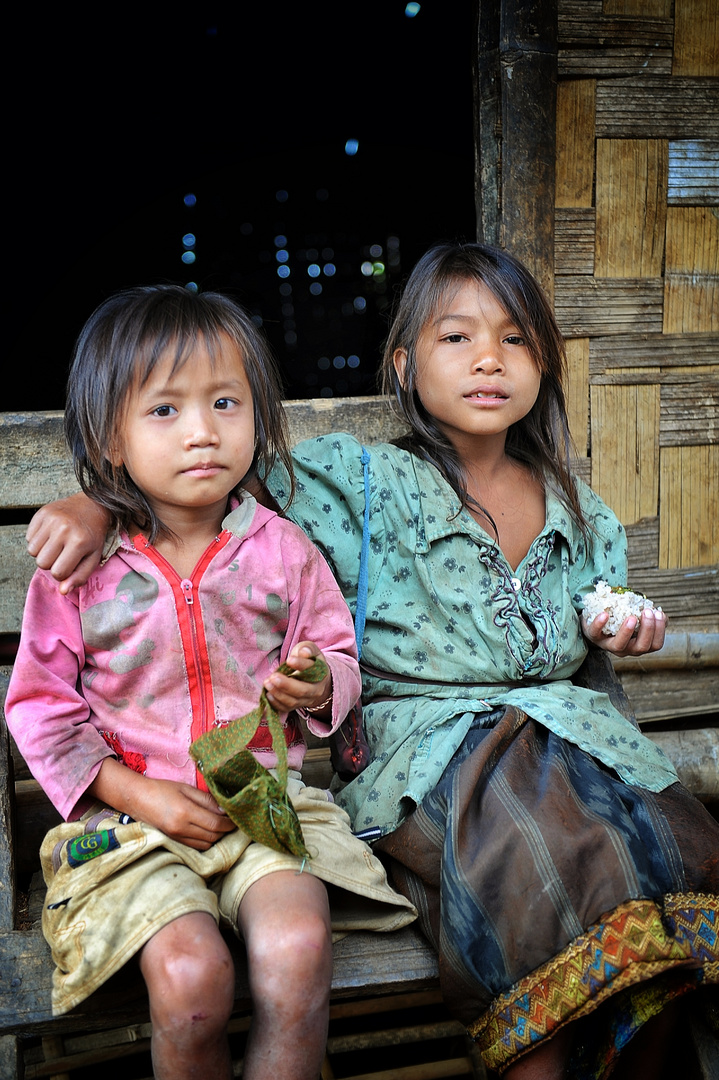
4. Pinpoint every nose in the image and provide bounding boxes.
[183,407,220,448]
[471,336,504,374]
